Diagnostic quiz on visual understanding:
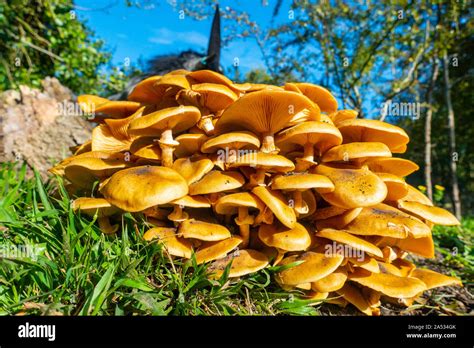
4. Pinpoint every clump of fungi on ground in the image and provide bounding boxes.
[50,69,462,315]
